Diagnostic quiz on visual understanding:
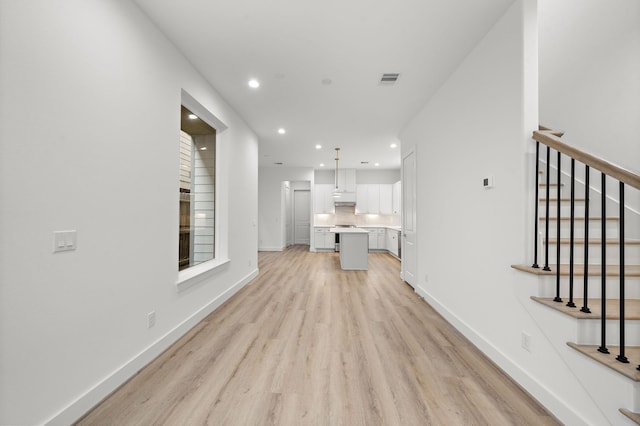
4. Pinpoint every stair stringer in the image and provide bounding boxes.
[517,271,639,425]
